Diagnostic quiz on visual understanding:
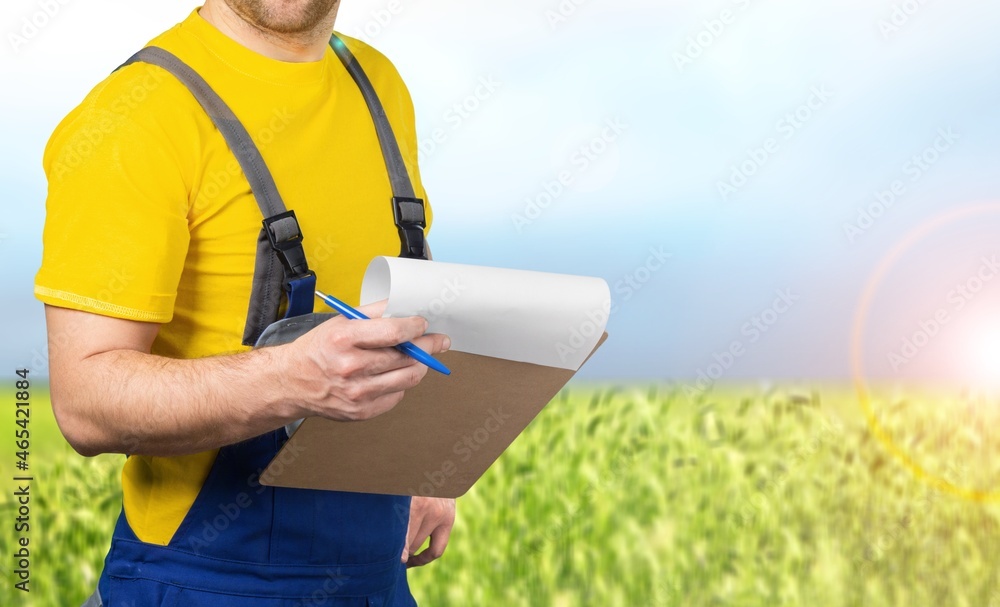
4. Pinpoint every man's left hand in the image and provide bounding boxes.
[403,497,456,567]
